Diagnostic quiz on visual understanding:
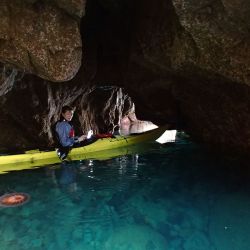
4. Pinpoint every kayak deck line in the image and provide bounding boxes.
[0,126,168,173]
